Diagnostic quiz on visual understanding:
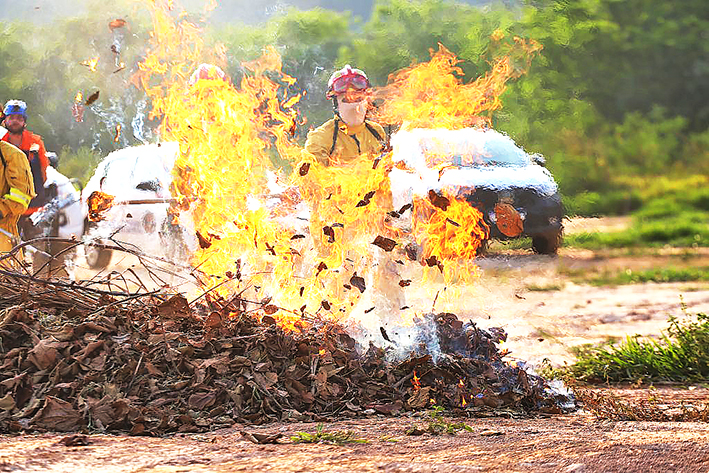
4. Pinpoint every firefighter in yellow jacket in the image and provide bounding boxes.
[0,138,35,254]
[304,65,386,165]
[302,66,404,320]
